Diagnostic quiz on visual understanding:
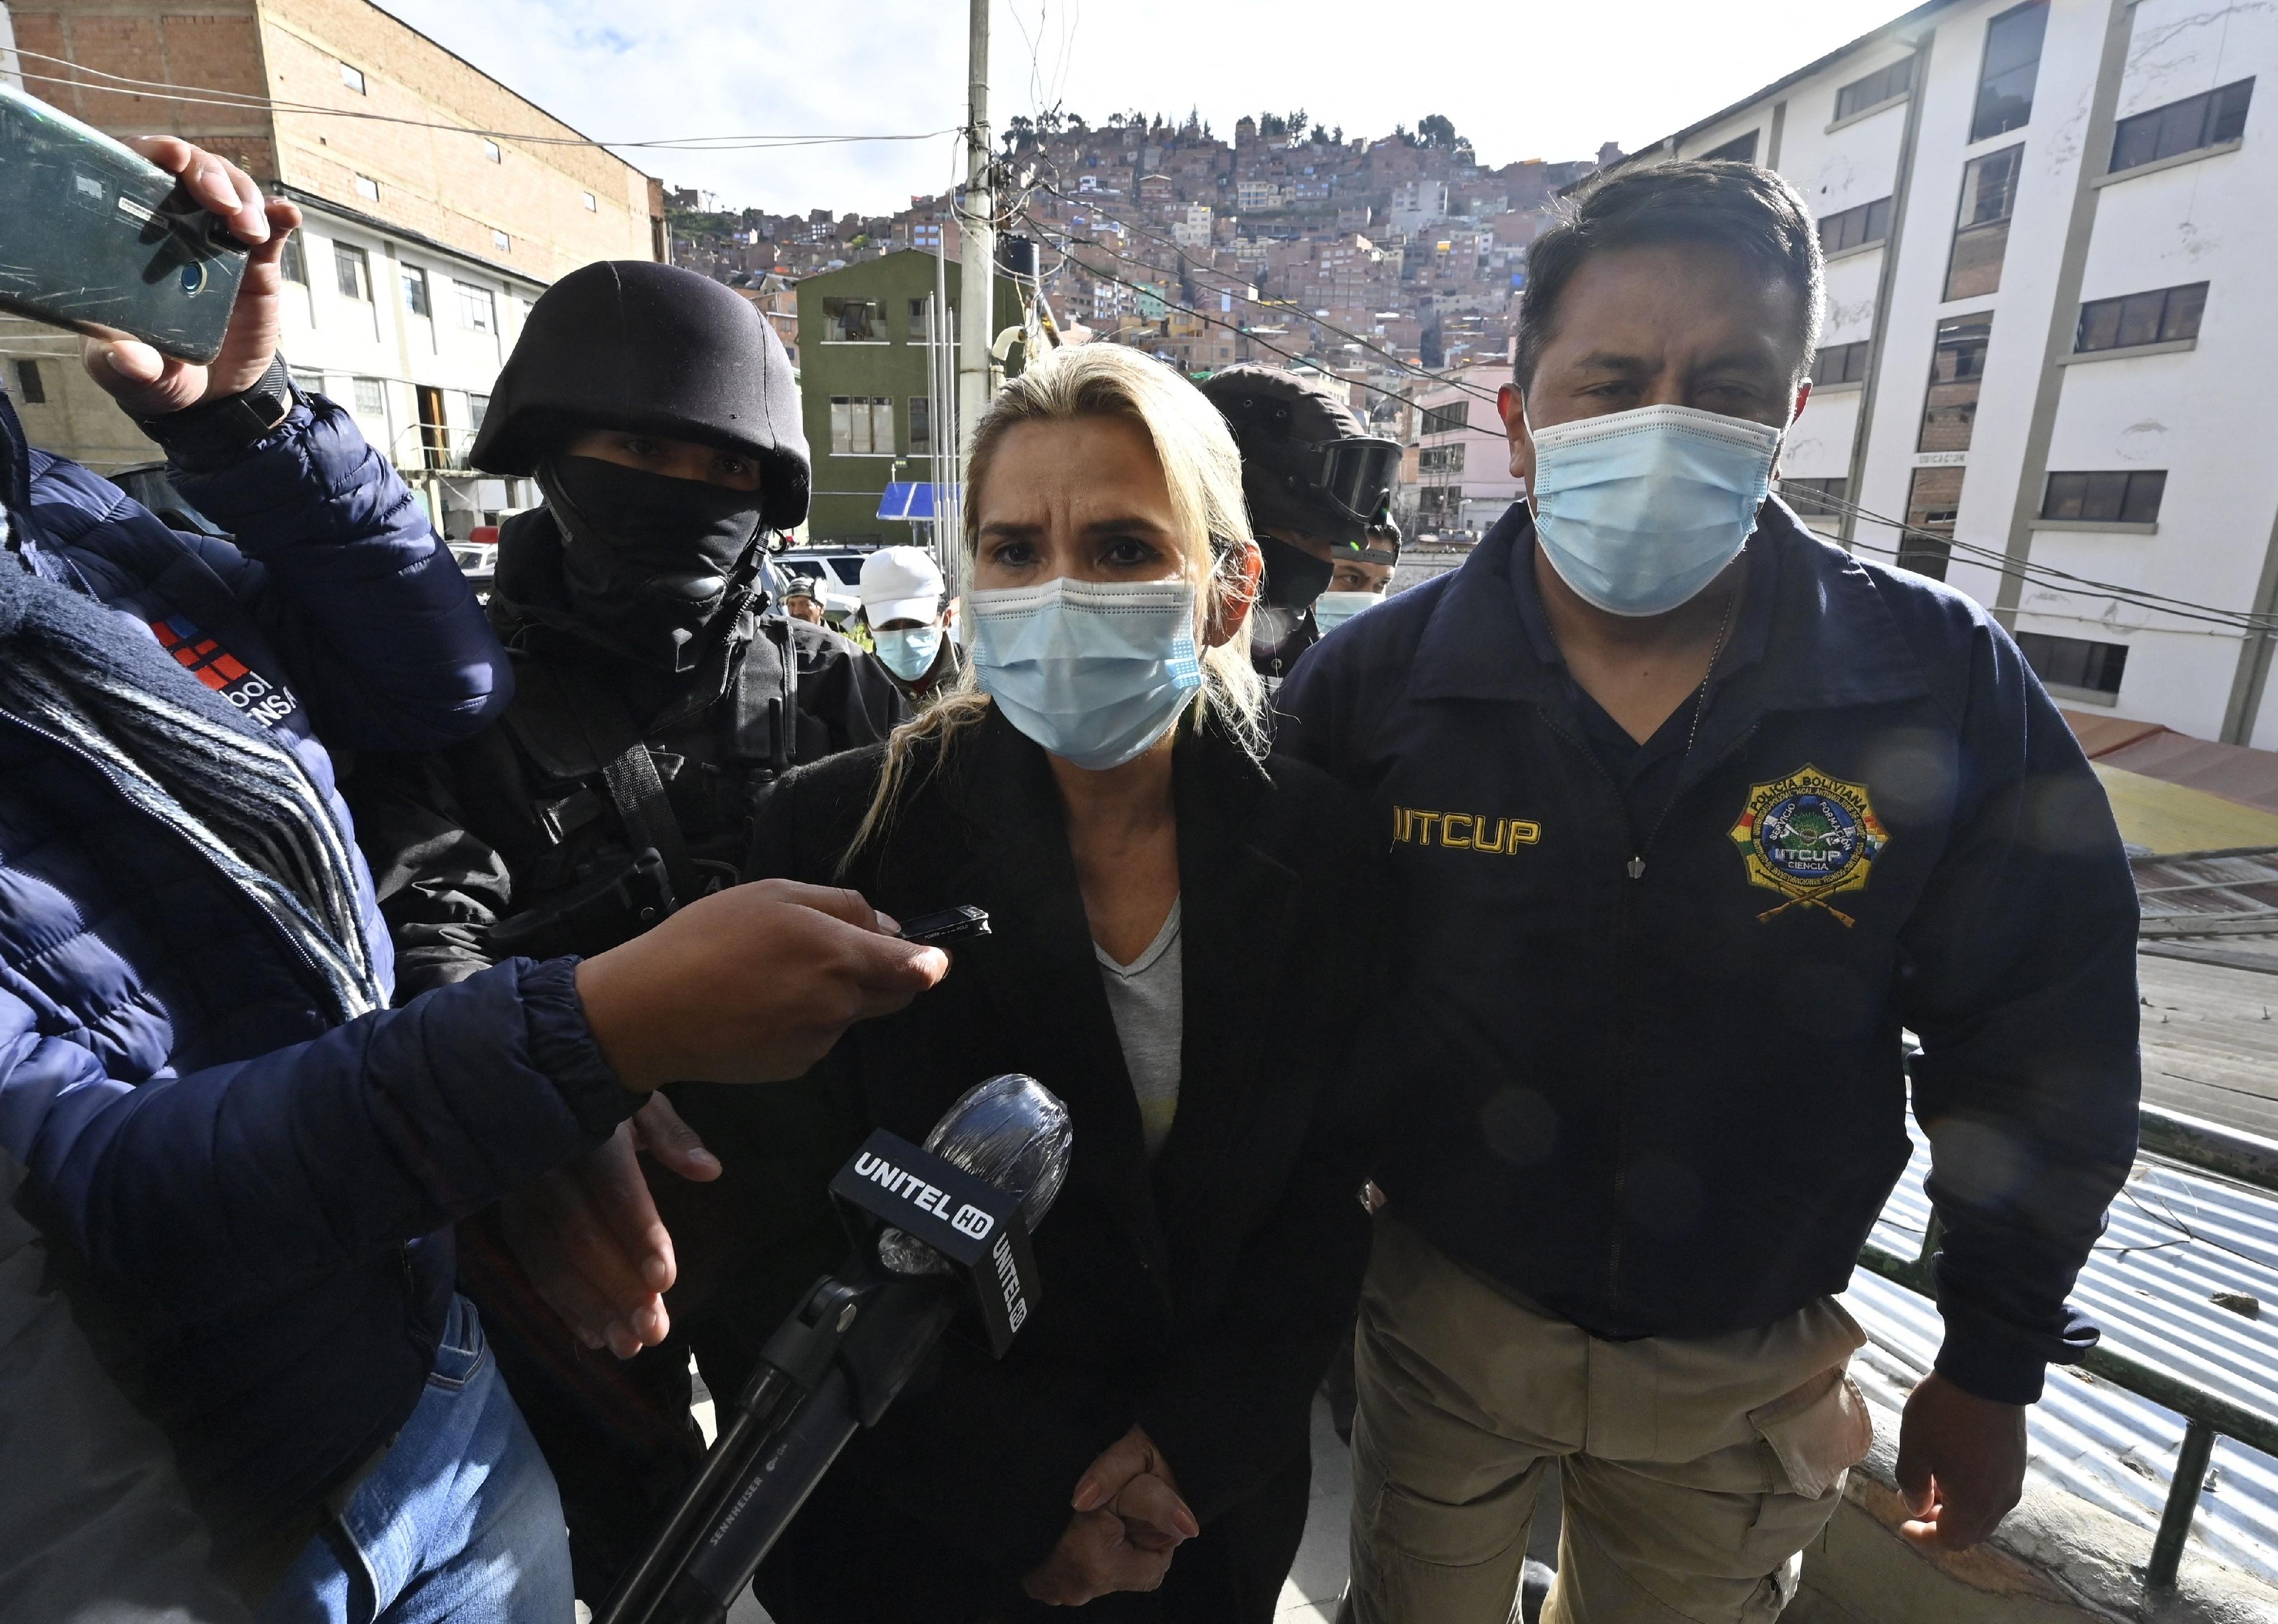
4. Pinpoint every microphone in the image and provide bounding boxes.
[598,1075,1073,1624]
